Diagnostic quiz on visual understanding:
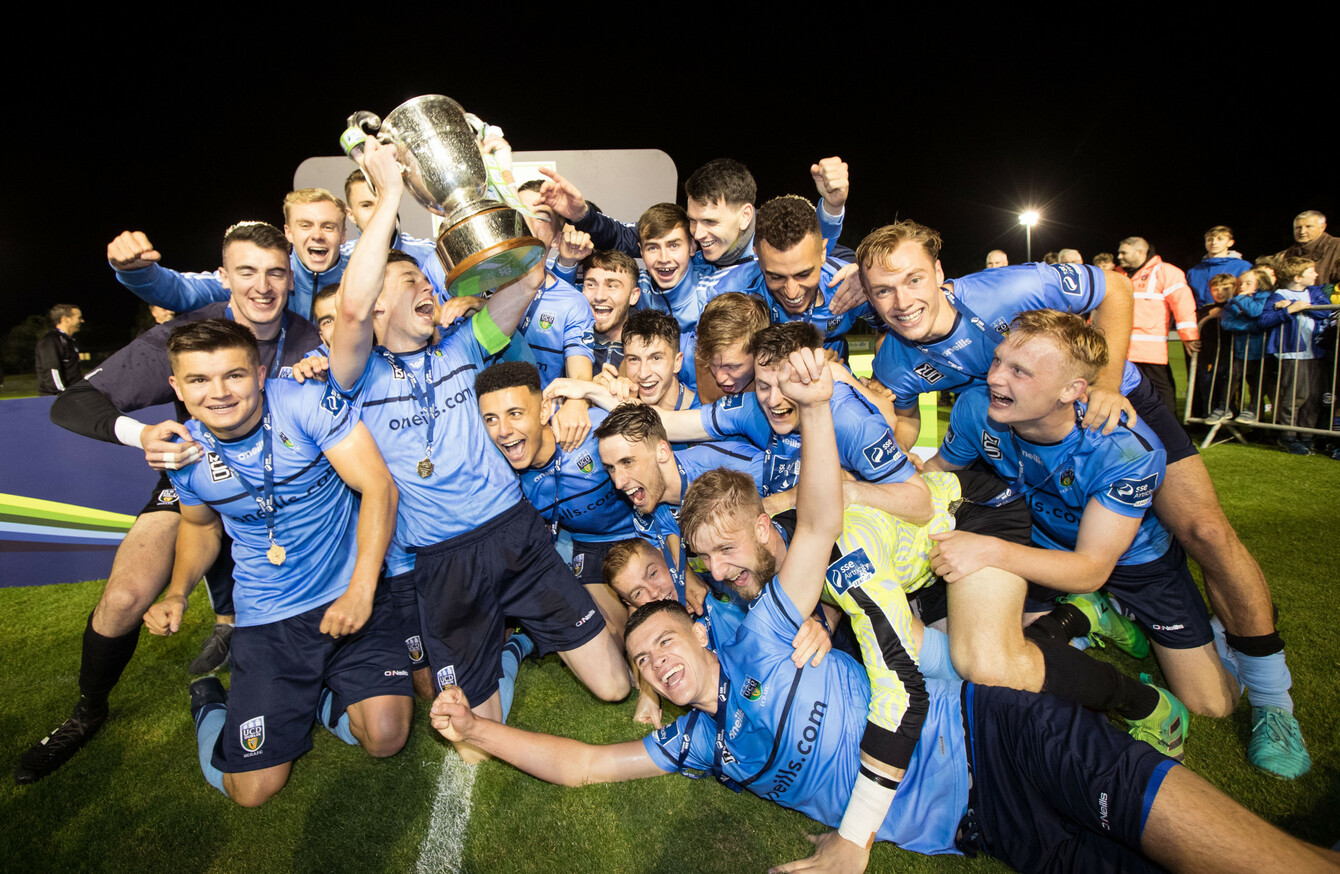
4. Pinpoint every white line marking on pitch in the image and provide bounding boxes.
[416,752,476,874]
